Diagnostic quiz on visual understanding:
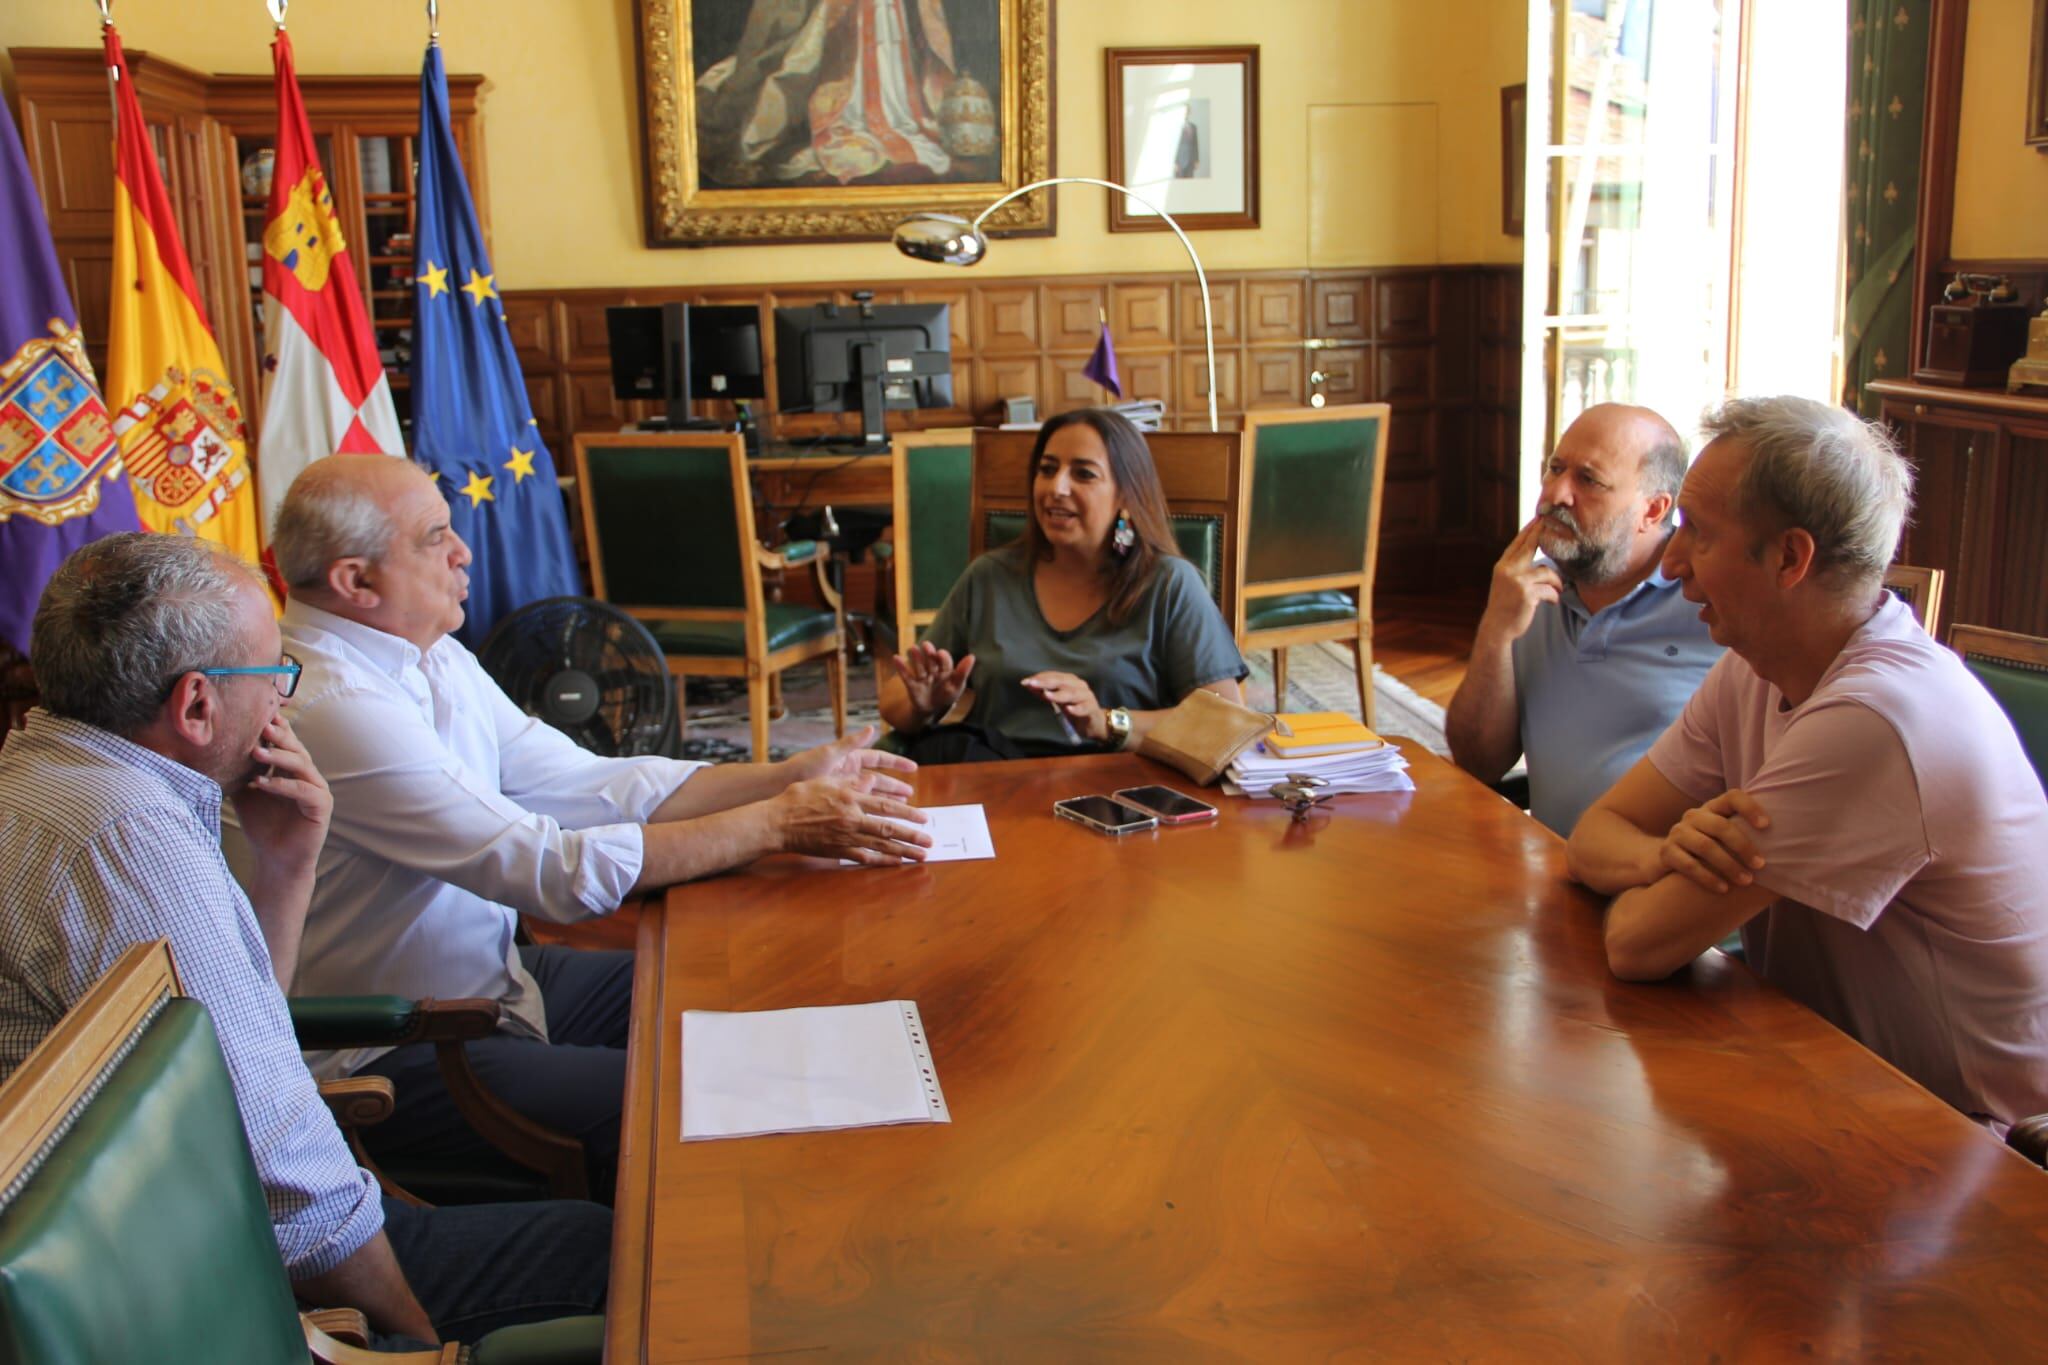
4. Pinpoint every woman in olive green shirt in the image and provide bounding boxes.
[879,409,1247,763]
